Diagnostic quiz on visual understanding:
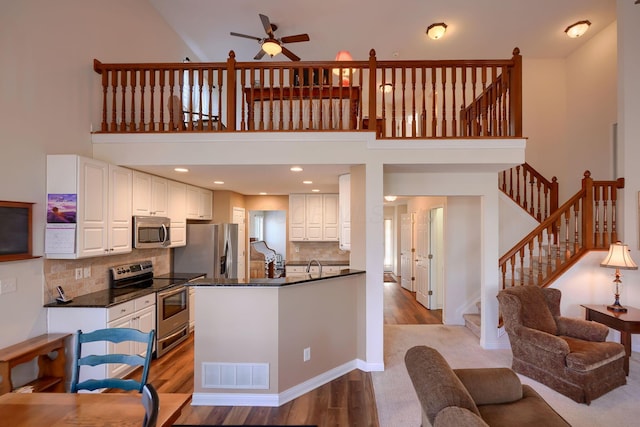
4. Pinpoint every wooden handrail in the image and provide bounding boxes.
[499,171,624,290]
[92,48,523,138]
